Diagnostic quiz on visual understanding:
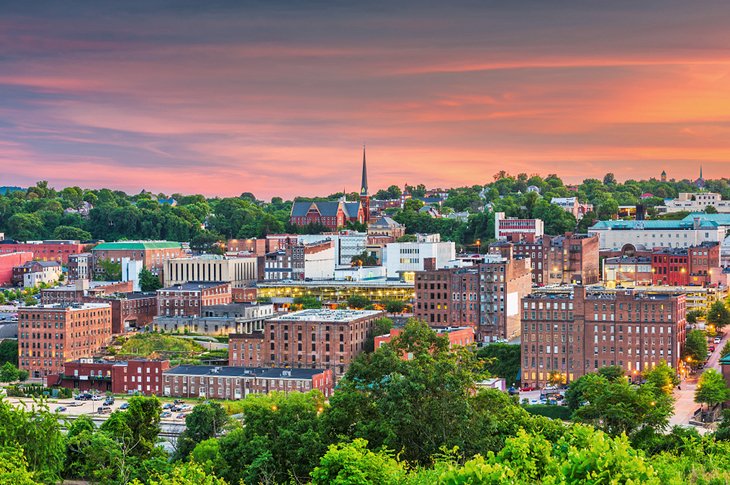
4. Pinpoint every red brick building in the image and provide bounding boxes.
[0,251,33,286]
[162,365,335,399]
[156,281,231,317]
[0,239,86,264]
[521,287,687,388]
[652,242,720,286]
[91,241,186,276]
[375,326,475,359]
[41,281,134,305]
[229,309,383,376]
[47,359,170,395]
[18,303,113,378]
[414,256,532,342]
